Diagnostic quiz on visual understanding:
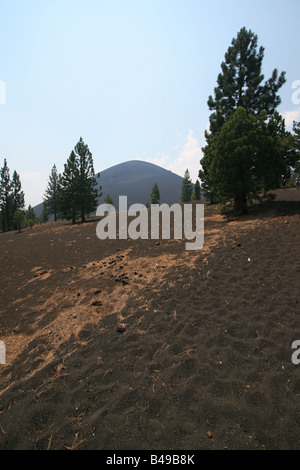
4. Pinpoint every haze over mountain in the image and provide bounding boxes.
[33,160,188,217]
